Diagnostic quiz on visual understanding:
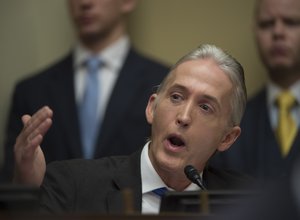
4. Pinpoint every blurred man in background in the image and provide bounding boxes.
[1,0,169,181]
[210,0,300,182]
